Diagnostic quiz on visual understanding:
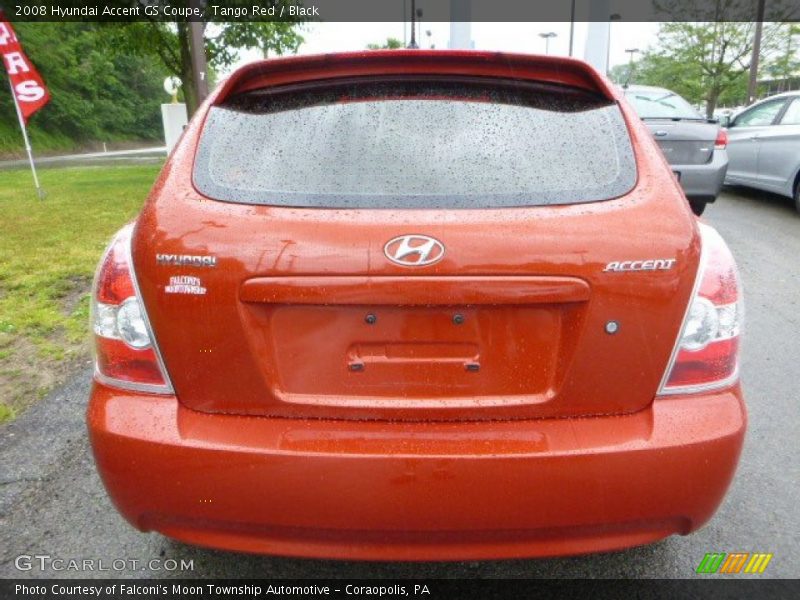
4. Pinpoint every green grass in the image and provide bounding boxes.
[0,120,161,158]
[0,164,161,421]
[0,120,79,158]
[0,403,14,421]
